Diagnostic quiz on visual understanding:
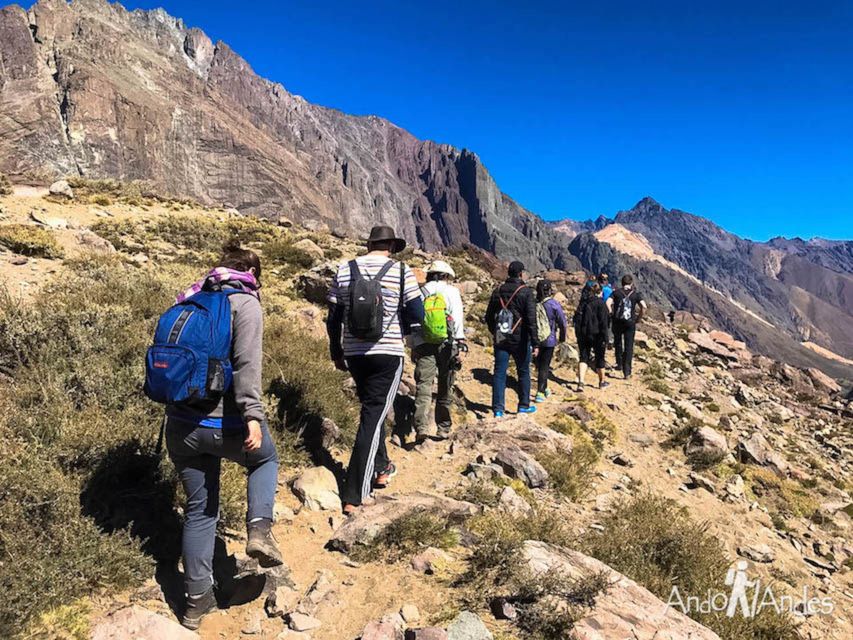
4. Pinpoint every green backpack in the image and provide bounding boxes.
[536,298,552,343]
[423,292,449,344]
